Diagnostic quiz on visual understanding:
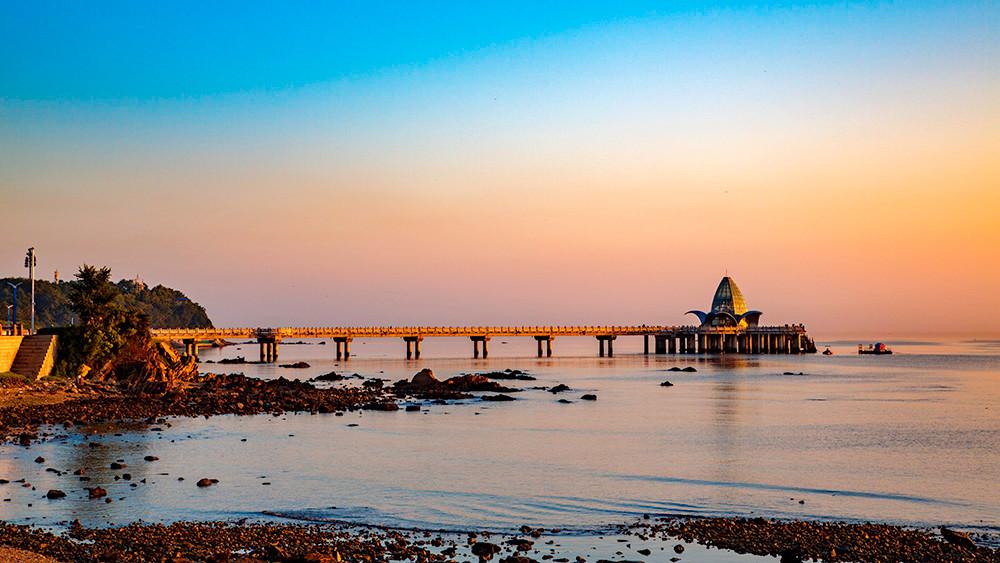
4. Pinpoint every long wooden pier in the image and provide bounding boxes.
[150,324,814,362]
